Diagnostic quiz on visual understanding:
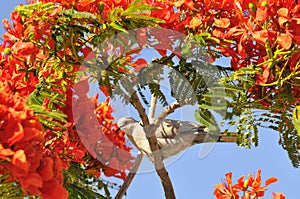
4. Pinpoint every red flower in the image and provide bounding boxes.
[272,192,286,199]
[133,58,147,72]
[214,172,240,198]
[11,41,39,57]
[12,150,29,174]
[277,33,293,50]
[214,170,282,198]
[38,157,54,182]
[41,179,69,199]
[0,144,14,160]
